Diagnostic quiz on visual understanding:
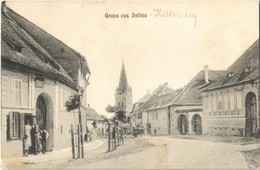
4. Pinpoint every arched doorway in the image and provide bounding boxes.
[178,115,187,135]
[245,92,257,137]
[192,114,202,135]
[36,93,54,151]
